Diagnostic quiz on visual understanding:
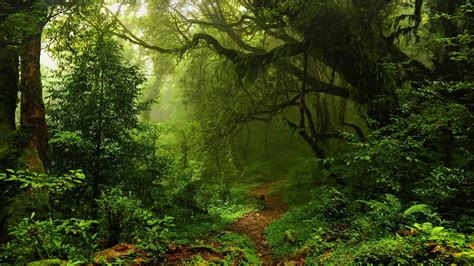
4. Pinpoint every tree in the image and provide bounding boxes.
[48,30,146,214]
[19,2,49,172]
[108,0,431,160]
[0,0,81,171]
